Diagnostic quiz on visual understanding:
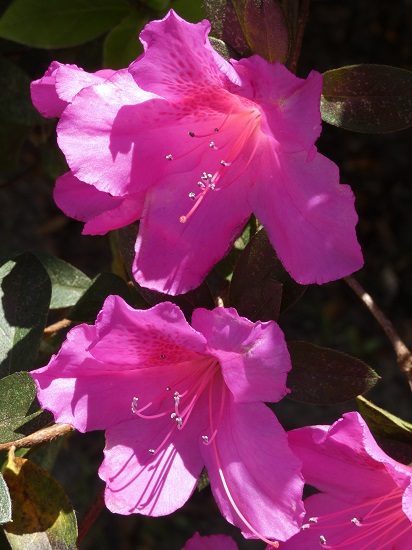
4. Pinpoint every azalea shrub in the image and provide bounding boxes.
[0,0,411,549]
